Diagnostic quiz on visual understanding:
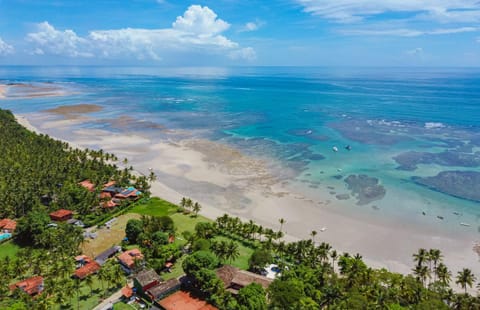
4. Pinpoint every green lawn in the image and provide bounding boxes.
[212,236,255,270]
[0,241,20,260]
[161,255,187,281]
[66,275,124,310]
[113,302,137,310]
[129,197,178,217]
